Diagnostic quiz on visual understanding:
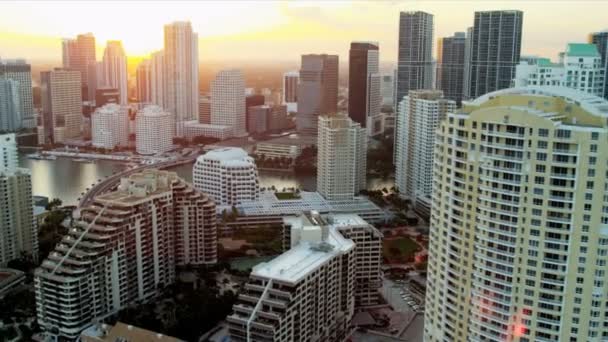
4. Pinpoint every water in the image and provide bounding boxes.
[19,152,394,205]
